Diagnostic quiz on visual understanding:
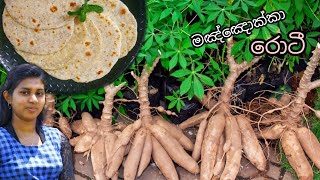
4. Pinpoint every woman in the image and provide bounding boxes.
[0,64,75,180]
